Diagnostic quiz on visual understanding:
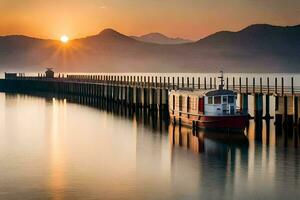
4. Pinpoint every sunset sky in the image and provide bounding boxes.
[0,0,300,40]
